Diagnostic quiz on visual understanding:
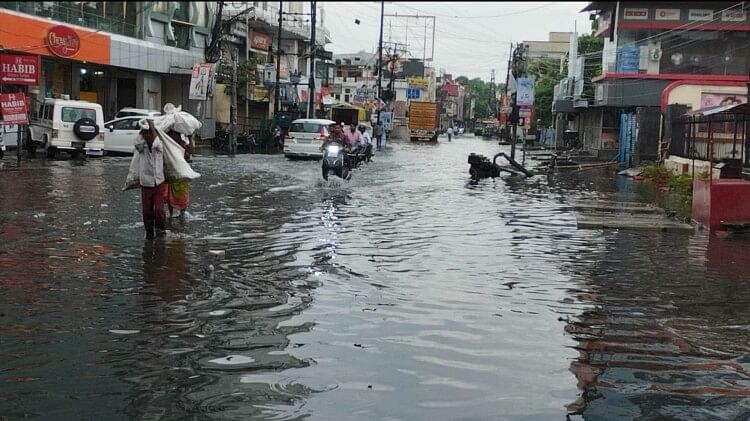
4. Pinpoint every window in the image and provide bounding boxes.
[290,122,331,134]
[61,107,96,122]
[173,1,189,22]
[112,118,139,130]
[344,94,350,103]
[345,88,350,94]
